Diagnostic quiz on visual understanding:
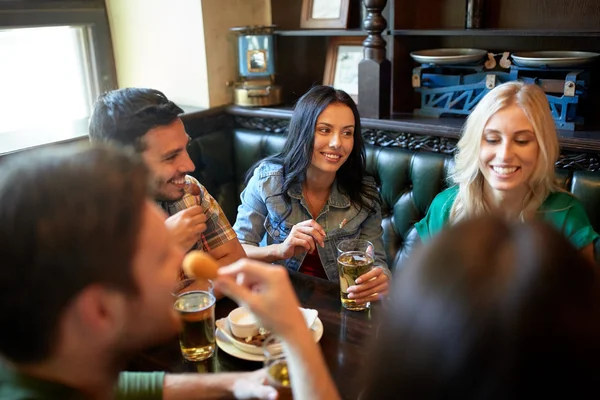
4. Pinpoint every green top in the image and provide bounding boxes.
[0,363,164,400]
[415,186,599,249]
